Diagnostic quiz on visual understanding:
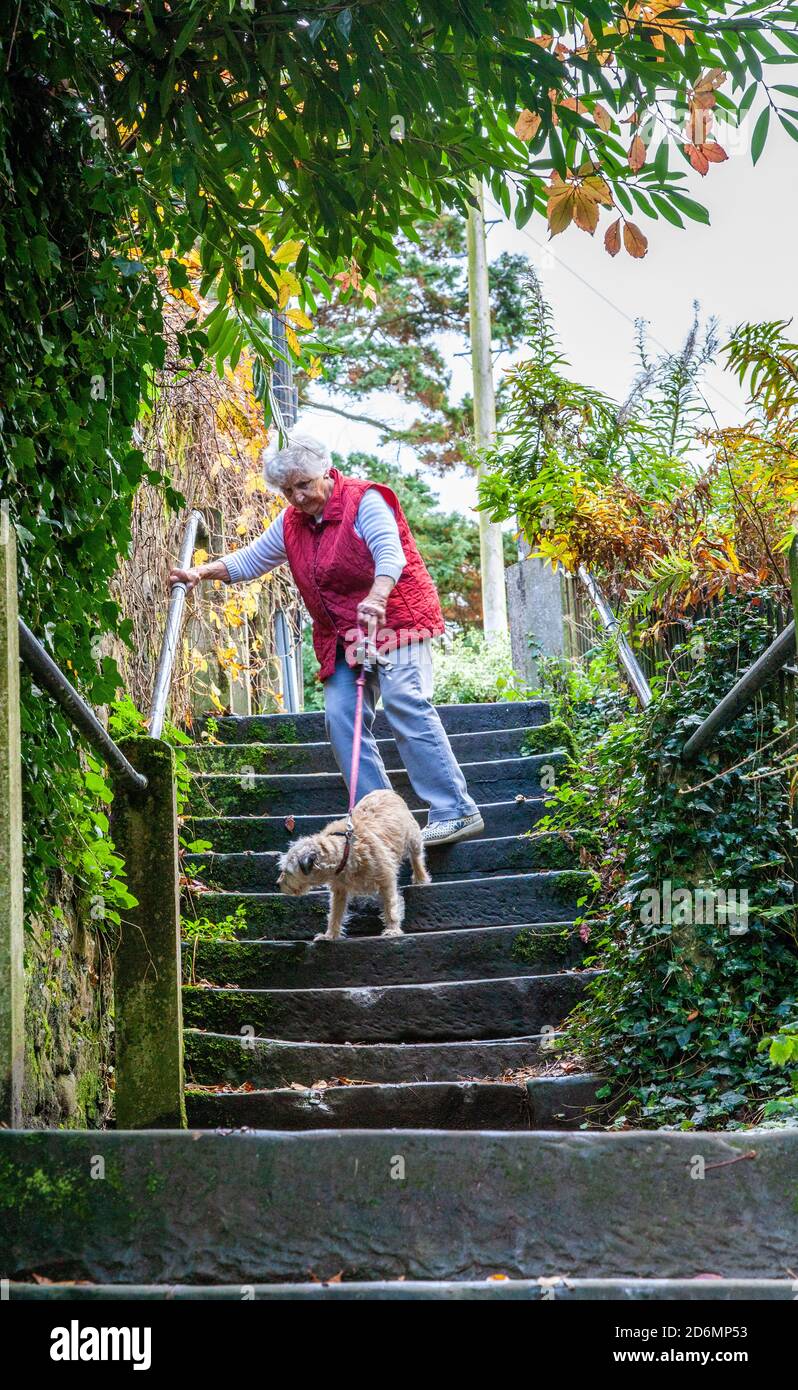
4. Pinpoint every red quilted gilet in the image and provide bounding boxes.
[283,468,445,681]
